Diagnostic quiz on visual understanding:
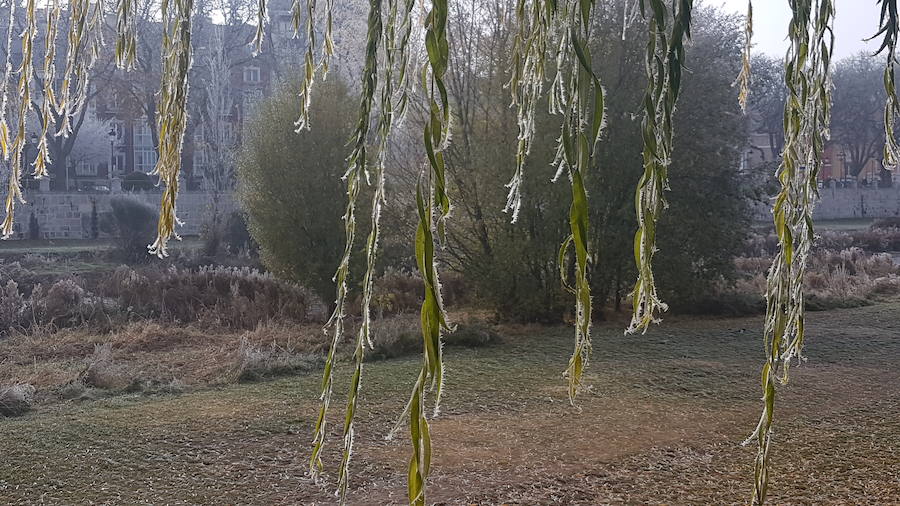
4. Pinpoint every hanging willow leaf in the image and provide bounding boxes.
[399,0,456,503]
[294,0,335,131]
[875,0,900,169]
[0,0,16,158]
[422,0,451,237]
[510,0,605,403]
[56,0,93,137]
[627,0,693,334]
[115,0,137,69]
[406,173,452,506]
[148,0,196,257]
[68,0,107,127]
[335,0,412,500]
[33,0,63,179]
[504,0,557,223]
[88,0,104,60]
[308,0,382,488]
[293,0,317,130]
[321,0,334,73]
[503,0,611,406]
[252,0,268,55]
[743,1,834,504]
[734,0,752,112]
[393,0,415,122]
[2,0,38,238]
